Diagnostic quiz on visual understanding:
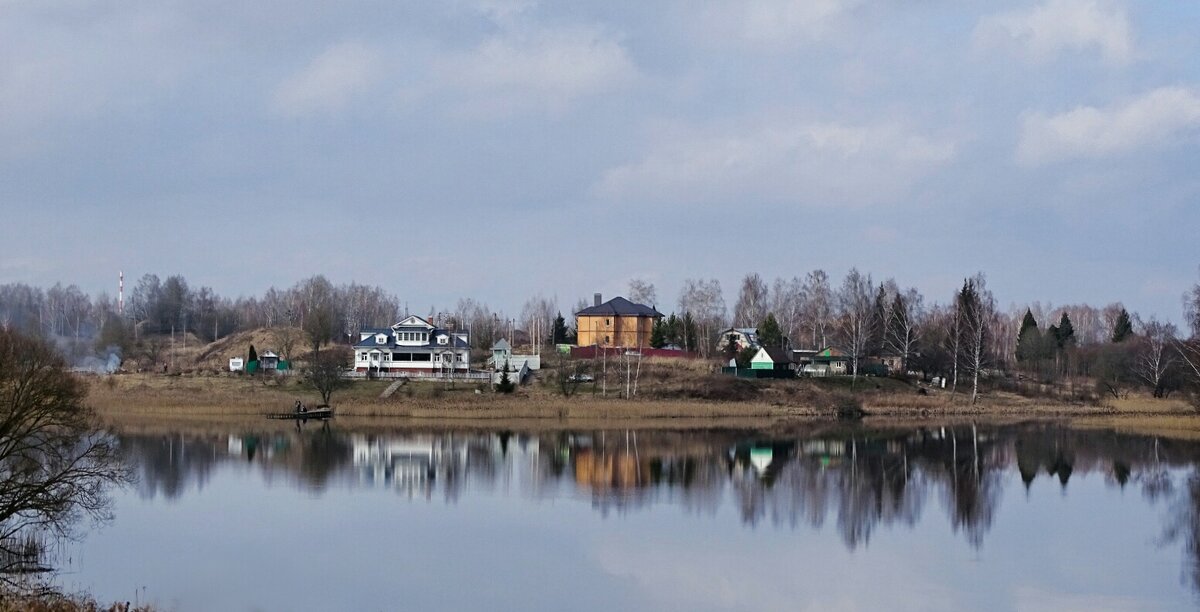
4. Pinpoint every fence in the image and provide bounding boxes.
[342,370,492,381]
